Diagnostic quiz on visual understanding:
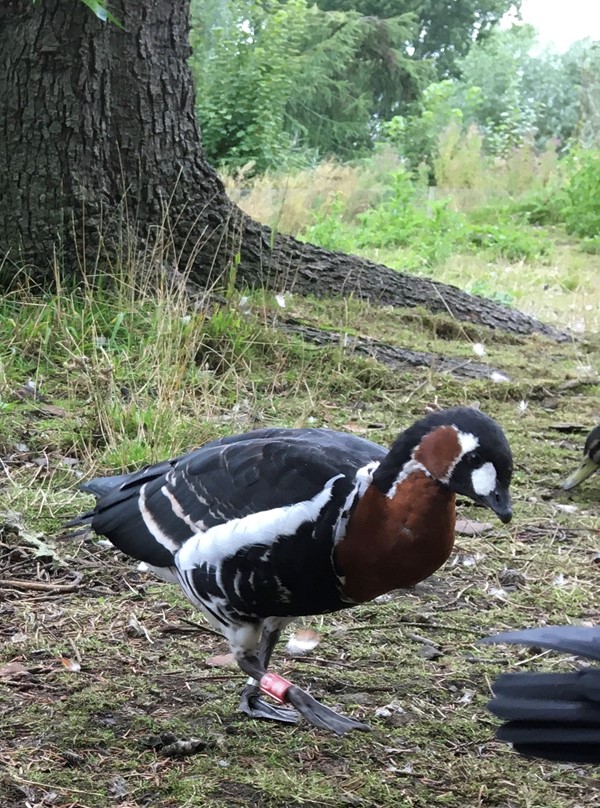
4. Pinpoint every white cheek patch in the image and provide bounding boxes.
[471,462,497,496]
